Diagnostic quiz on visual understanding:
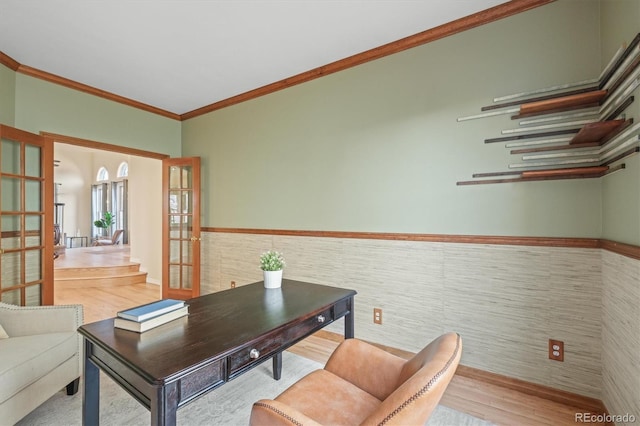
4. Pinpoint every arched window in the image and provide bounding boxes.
[96,167,109,182]
[117,162,128,178]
